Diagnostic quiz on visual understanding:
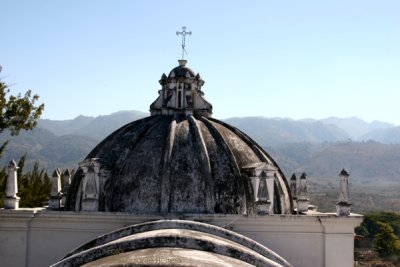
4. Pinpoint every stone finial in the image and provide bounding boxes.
[290,173,297,212]
[256,169,276,216]
[297,173,310,213]
[290,174,297,199]
[51,170,61,197]
[61,169,72,207]
[257,171,269,201]
[79,159,101,211]
[336,168,351,216]
[4,159,20,209]
[49,169,62,210]
[62,169,71,190]
[8,159,18,169]
[298,173,308,198]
